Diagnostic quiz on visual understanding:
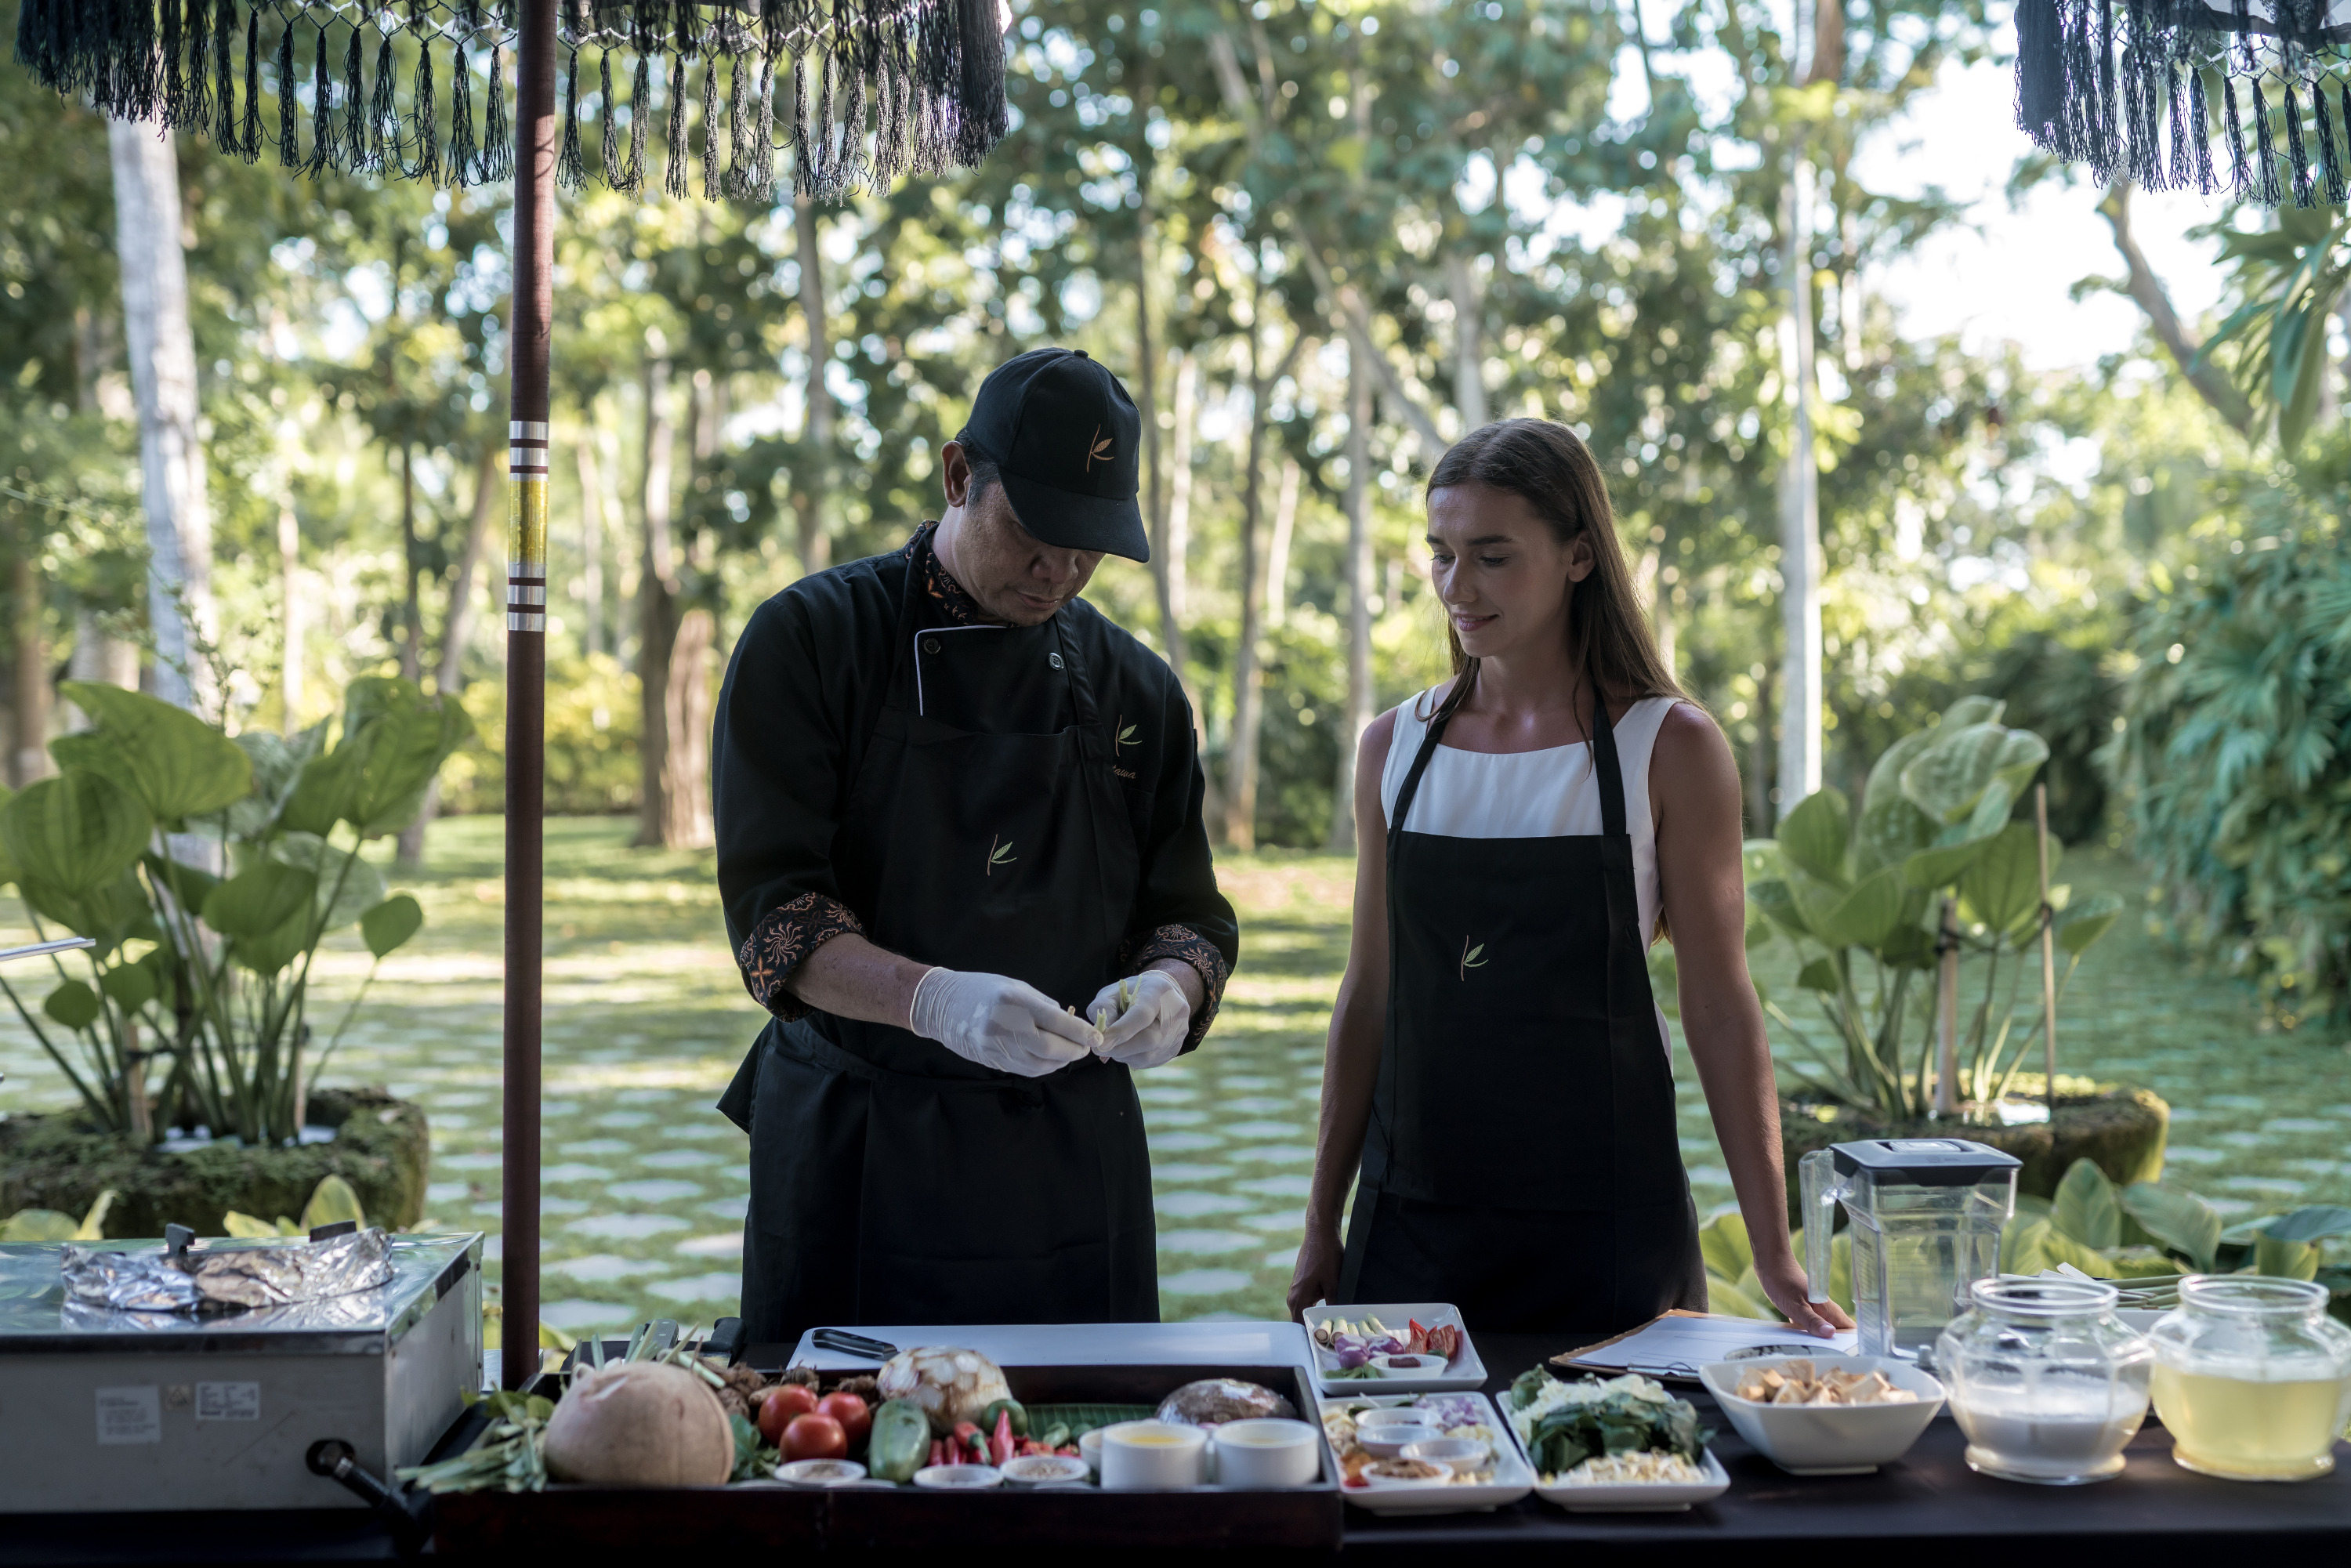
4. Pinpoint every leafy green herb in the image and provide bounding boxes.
[1524,1383,1712,1479]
